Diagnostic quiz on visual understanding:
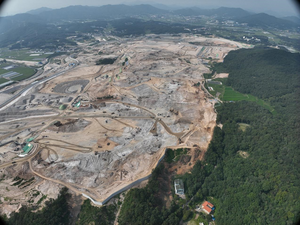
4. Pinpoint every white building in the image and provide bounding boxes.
[174,179,184,195]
